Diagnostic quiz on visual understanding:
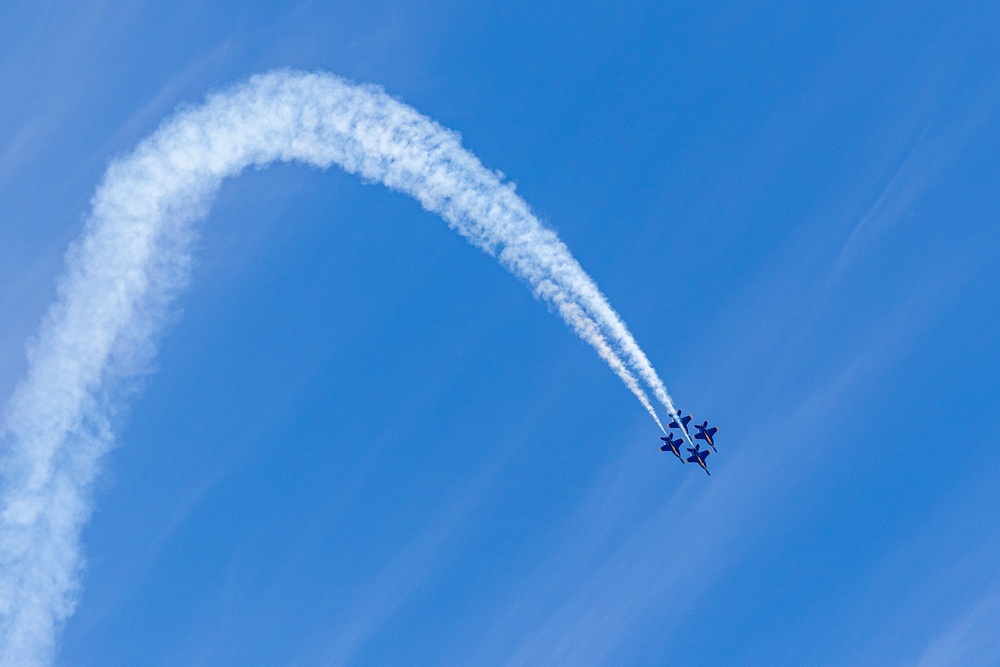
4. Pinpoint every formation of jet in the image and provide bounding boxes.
[660,410,719,476]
